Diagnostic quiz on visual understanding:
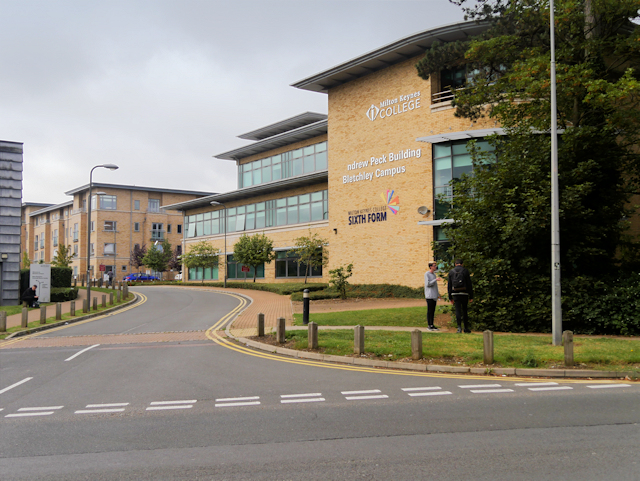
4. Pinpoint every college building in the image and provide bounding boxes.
[166,21,501,288]
[22,184,212,282]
